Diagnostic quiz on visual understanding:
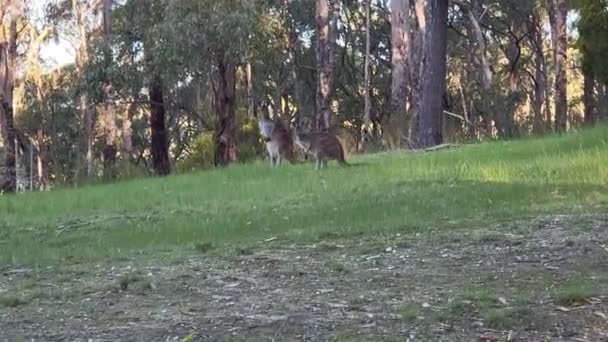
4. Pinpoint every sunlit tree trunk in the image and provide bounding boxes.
[102,0,117,173]
[389,0,409,138]
[529,9,548,134]
[212,59,238,166]
[315,0,338,131]
[409,0,426,142]
[546,0,568,132]
[0,3,20,193]
[72,0,94,178]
